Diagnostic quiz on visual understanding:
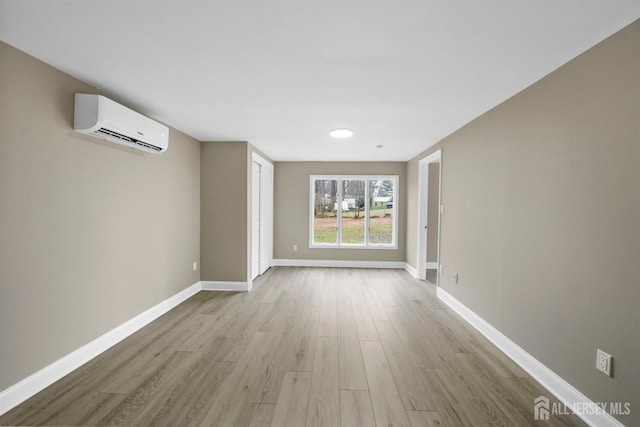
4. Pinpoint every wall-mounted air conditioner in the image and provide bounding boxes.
[73,94,169,154]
